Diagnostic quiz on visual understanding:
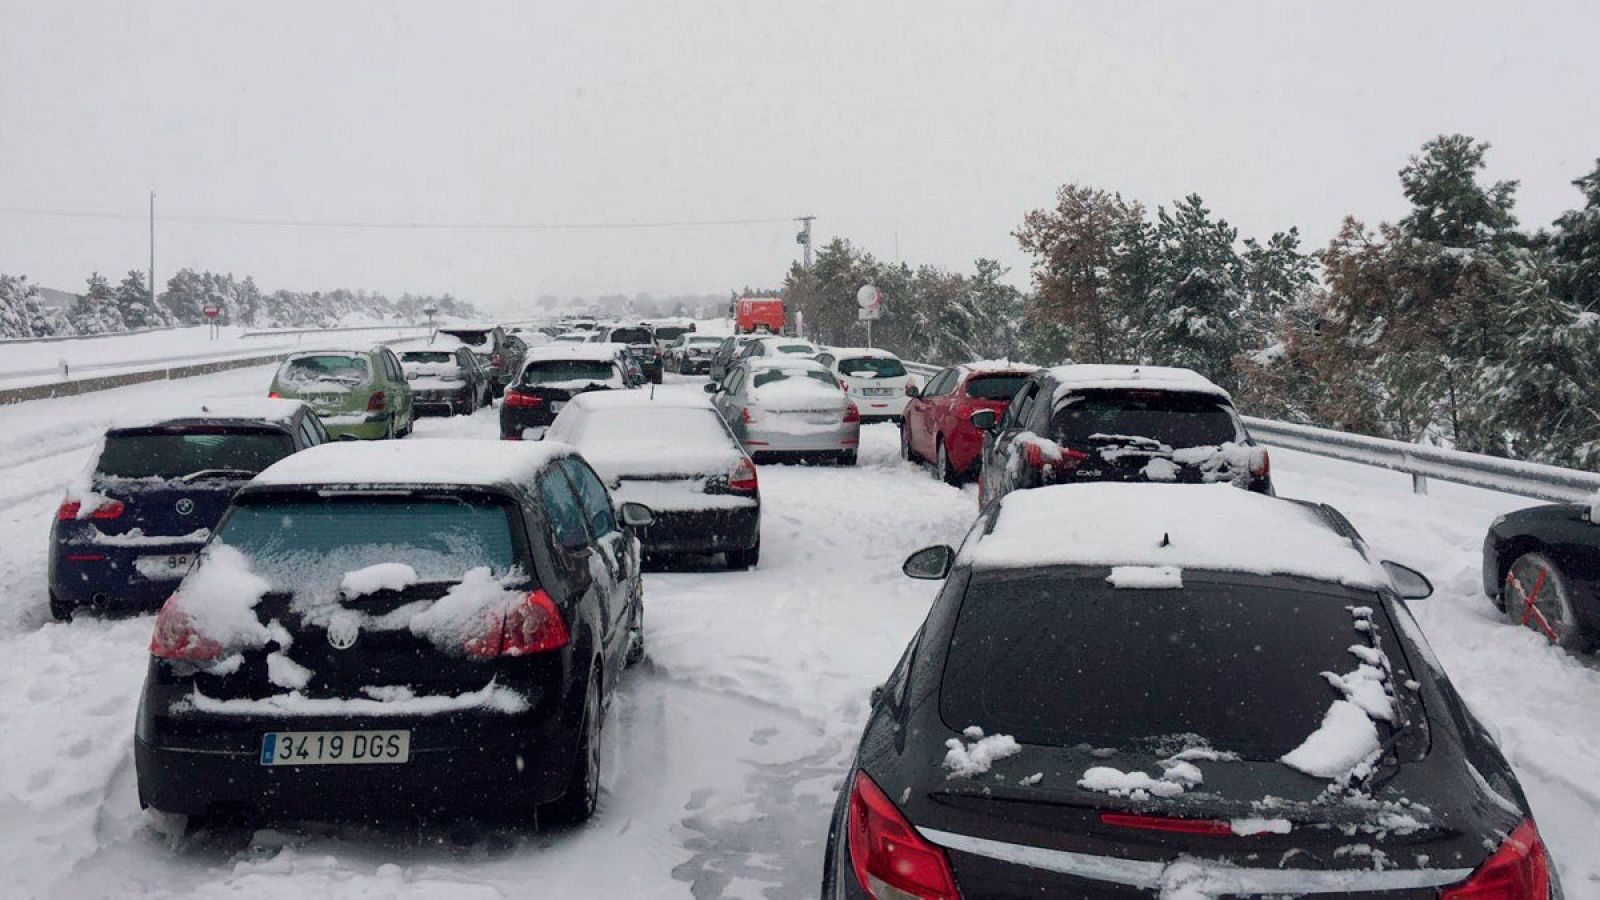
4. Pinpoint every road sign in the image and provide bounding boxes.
[202,305,222,320]
[856,284,882,321]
